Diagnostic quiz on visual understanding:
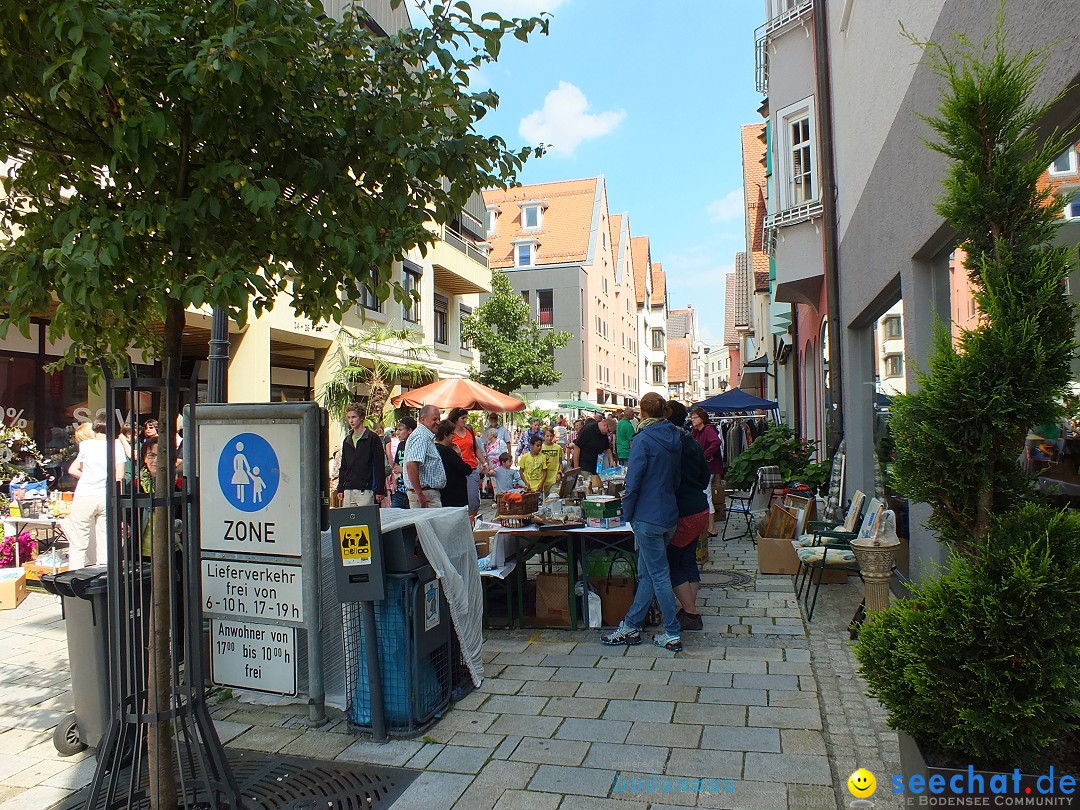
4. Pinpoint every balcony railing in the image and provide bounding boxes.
[754,0,814,95]
[764,200,824,232]
[539,308,553,328]
[441,225,489,267]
